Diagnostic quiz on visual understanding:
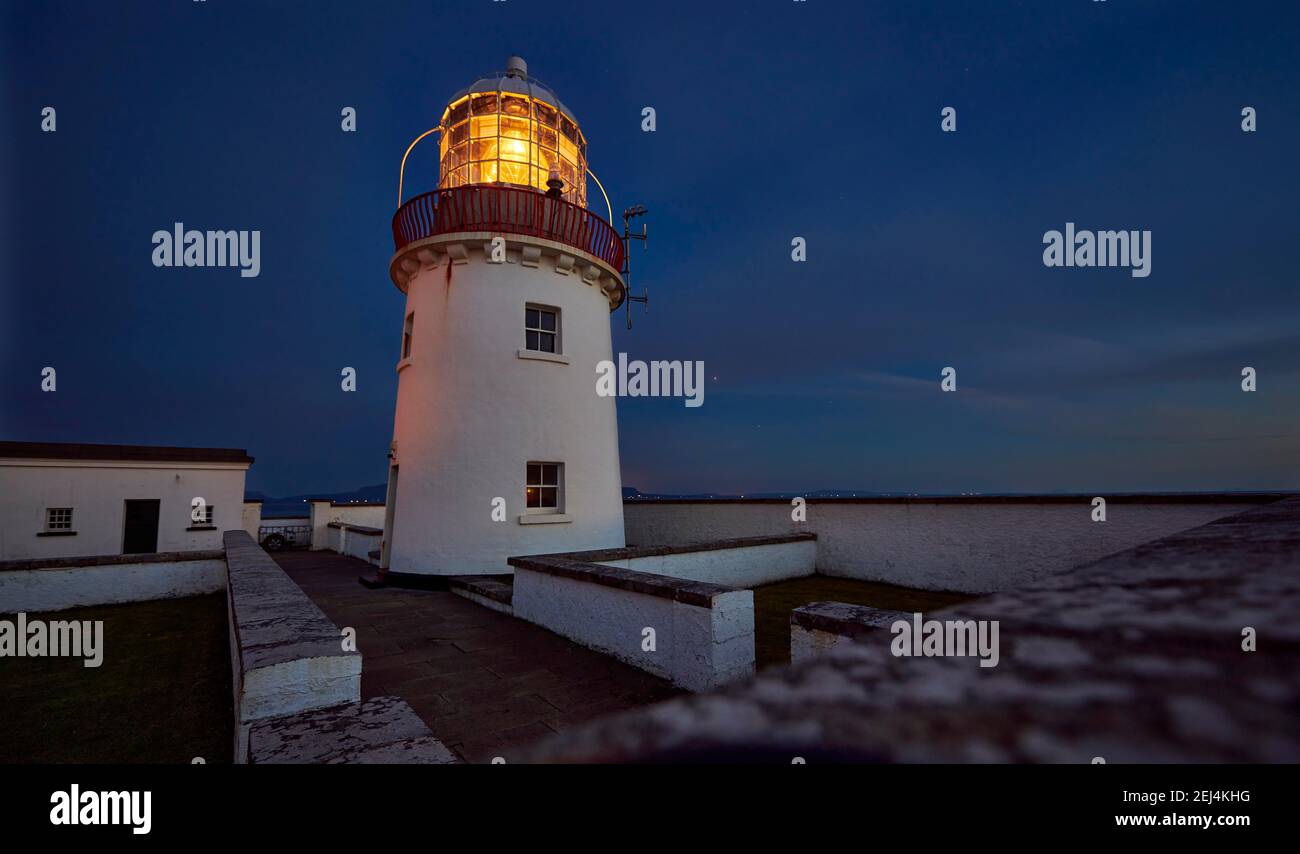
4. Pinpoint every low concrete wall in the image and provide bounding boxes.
[624,496,1275,592]
[509,554,755,692]
[326,522,381,565]
[241,500,262,538]
[590,534,816,588]
[223,530,362,762]
[790,602,909,664]
[0,551,225,613]
[310,501,385,550]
